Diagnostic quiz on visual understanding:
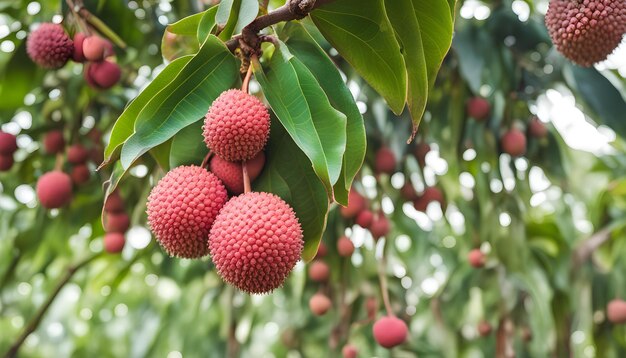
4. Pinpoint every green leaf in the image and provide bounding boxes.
[149,140,172,171]
[169,120,208,168]
[104,55,193,164]
[281,22,366,206]
[235,0,259,33]
[197,6,219,43]
[216,0,258,40]
[120,35,239,170]
[253,44,347,201]
[311,0,407,114]
[167,11,205,36]
[216,0,236,27]
[254,121,330,263]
